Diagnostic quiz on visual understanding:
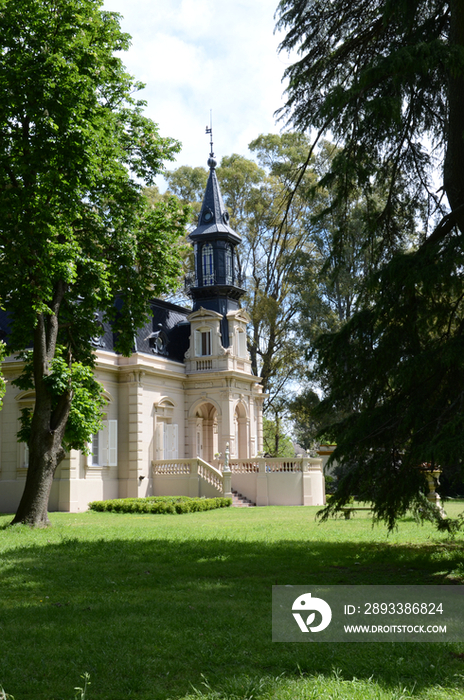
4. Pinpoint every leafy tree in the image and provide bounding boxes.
[219,135,318,407]
[276,0,452,227]
[0,0,189,526]
[296,141,423,343]
[289,389,322,451]
[165,166,208,210]
[262,415,295,457]
[165,165,208,231]
[276,0,464,527]
[290,141,423,450]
